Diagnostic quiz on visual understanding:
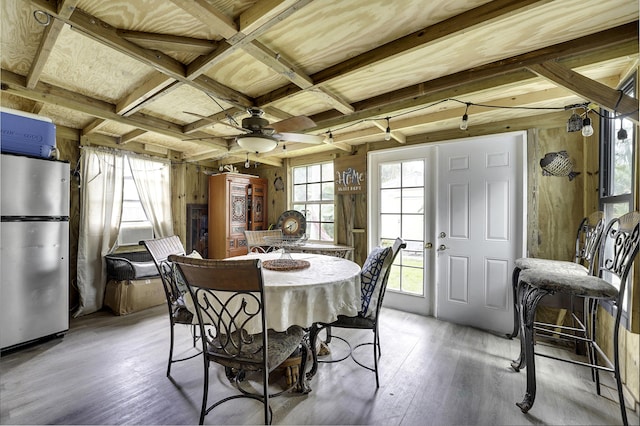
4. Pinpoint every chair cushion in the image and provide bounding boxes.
[518,269,619,299]
[360,246,393,318]
[207,326,305,372]
[172,295,194,324]
[515,258,588,275]
[330,314,375,329]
